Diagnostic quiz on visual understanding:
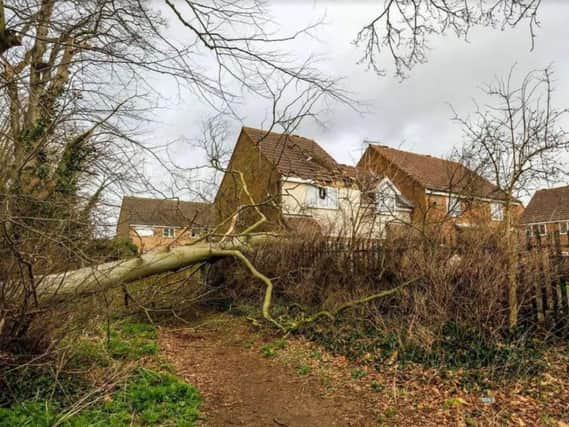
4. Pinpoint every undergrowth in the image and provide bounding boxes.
[299,318,548,388]
[0,368,200,427]
[0,319,201,426]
